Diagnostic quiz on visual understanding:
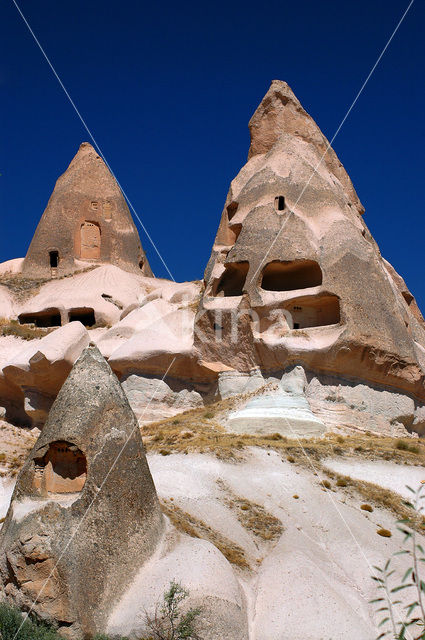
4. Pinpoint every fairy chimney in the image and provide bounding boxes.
[195,80,425,401]
[0,345,164,638]
[22,143,152,278]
